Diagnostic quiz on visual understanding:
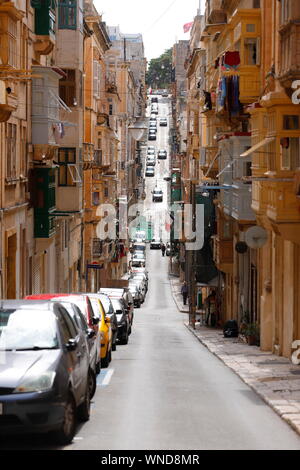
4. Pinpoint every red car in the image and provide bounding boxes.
[25,293,101,374]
